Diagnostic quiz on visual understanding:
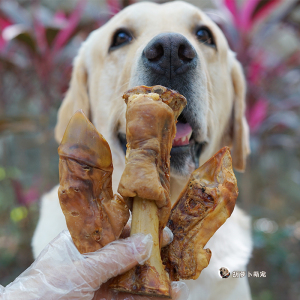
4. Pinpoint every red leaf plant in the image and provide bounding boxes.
[209,0,300,141]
